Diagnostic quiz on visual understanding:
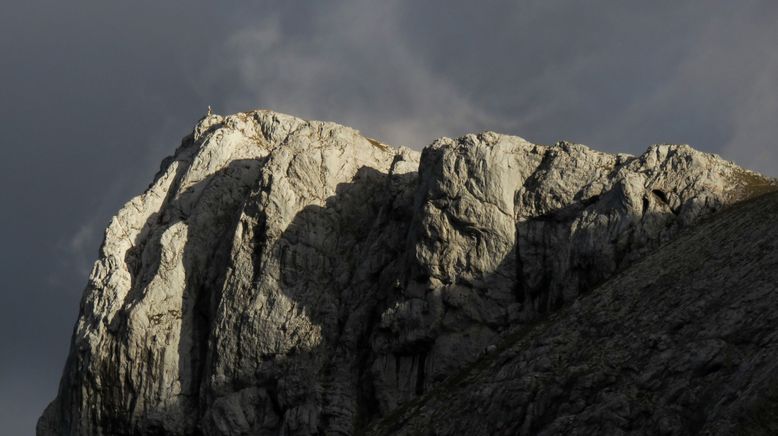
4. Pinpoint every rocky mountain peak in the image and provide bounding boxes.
[39,110,776,435]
